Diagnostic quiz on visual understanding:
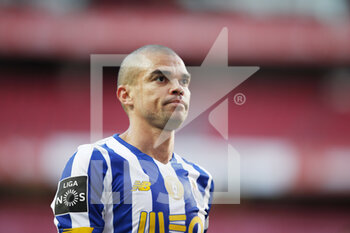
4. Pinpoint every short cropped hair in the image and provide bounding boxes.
[117,45,178,87]
[117,45,179,113]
